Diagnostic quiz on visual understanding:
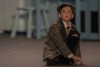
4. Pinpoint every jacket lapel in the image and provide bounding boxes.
[57,18,68,43]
